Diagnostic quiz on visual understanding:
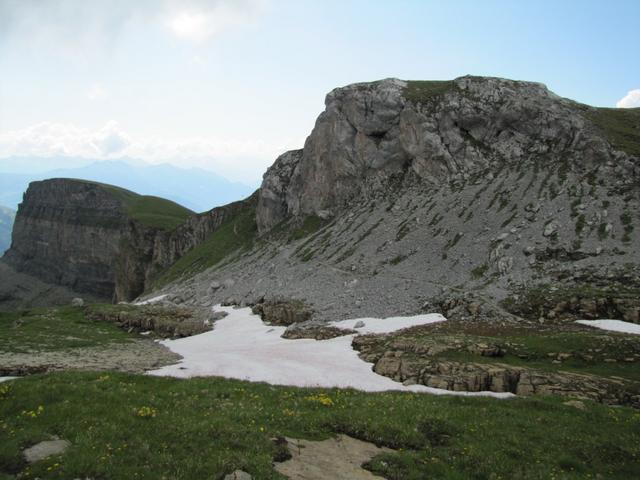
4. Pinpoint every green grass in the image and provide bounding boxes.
[152,196,258,288]
[403,80,456,104]
[1,372,639,479]
[586,107,640,157]
[470,264,489,279]
[432,331,640,383]
[288,215,327,242]
[0,307,133,354]
[101,185,193,230]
